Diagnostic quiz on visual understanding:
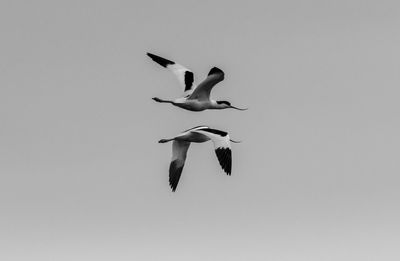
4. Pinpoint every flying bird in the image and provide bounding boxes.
[147,52,247,112]
[158,126,240,192]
